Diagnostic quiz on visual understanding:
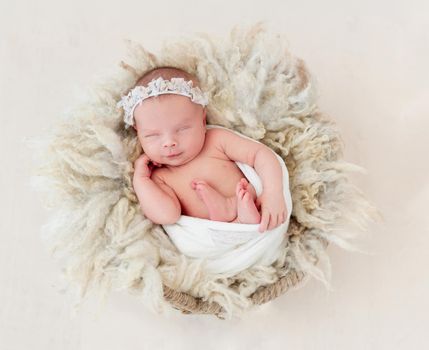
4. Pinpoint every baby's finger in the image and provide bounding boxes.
[139,154,150,164]
[277,213,282,226]
[265,213,272,232]
[259,210,269,233]
[268,214,278,230]
[276,213,282,225]
[276,214,281,229]
[135,155,147,167]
